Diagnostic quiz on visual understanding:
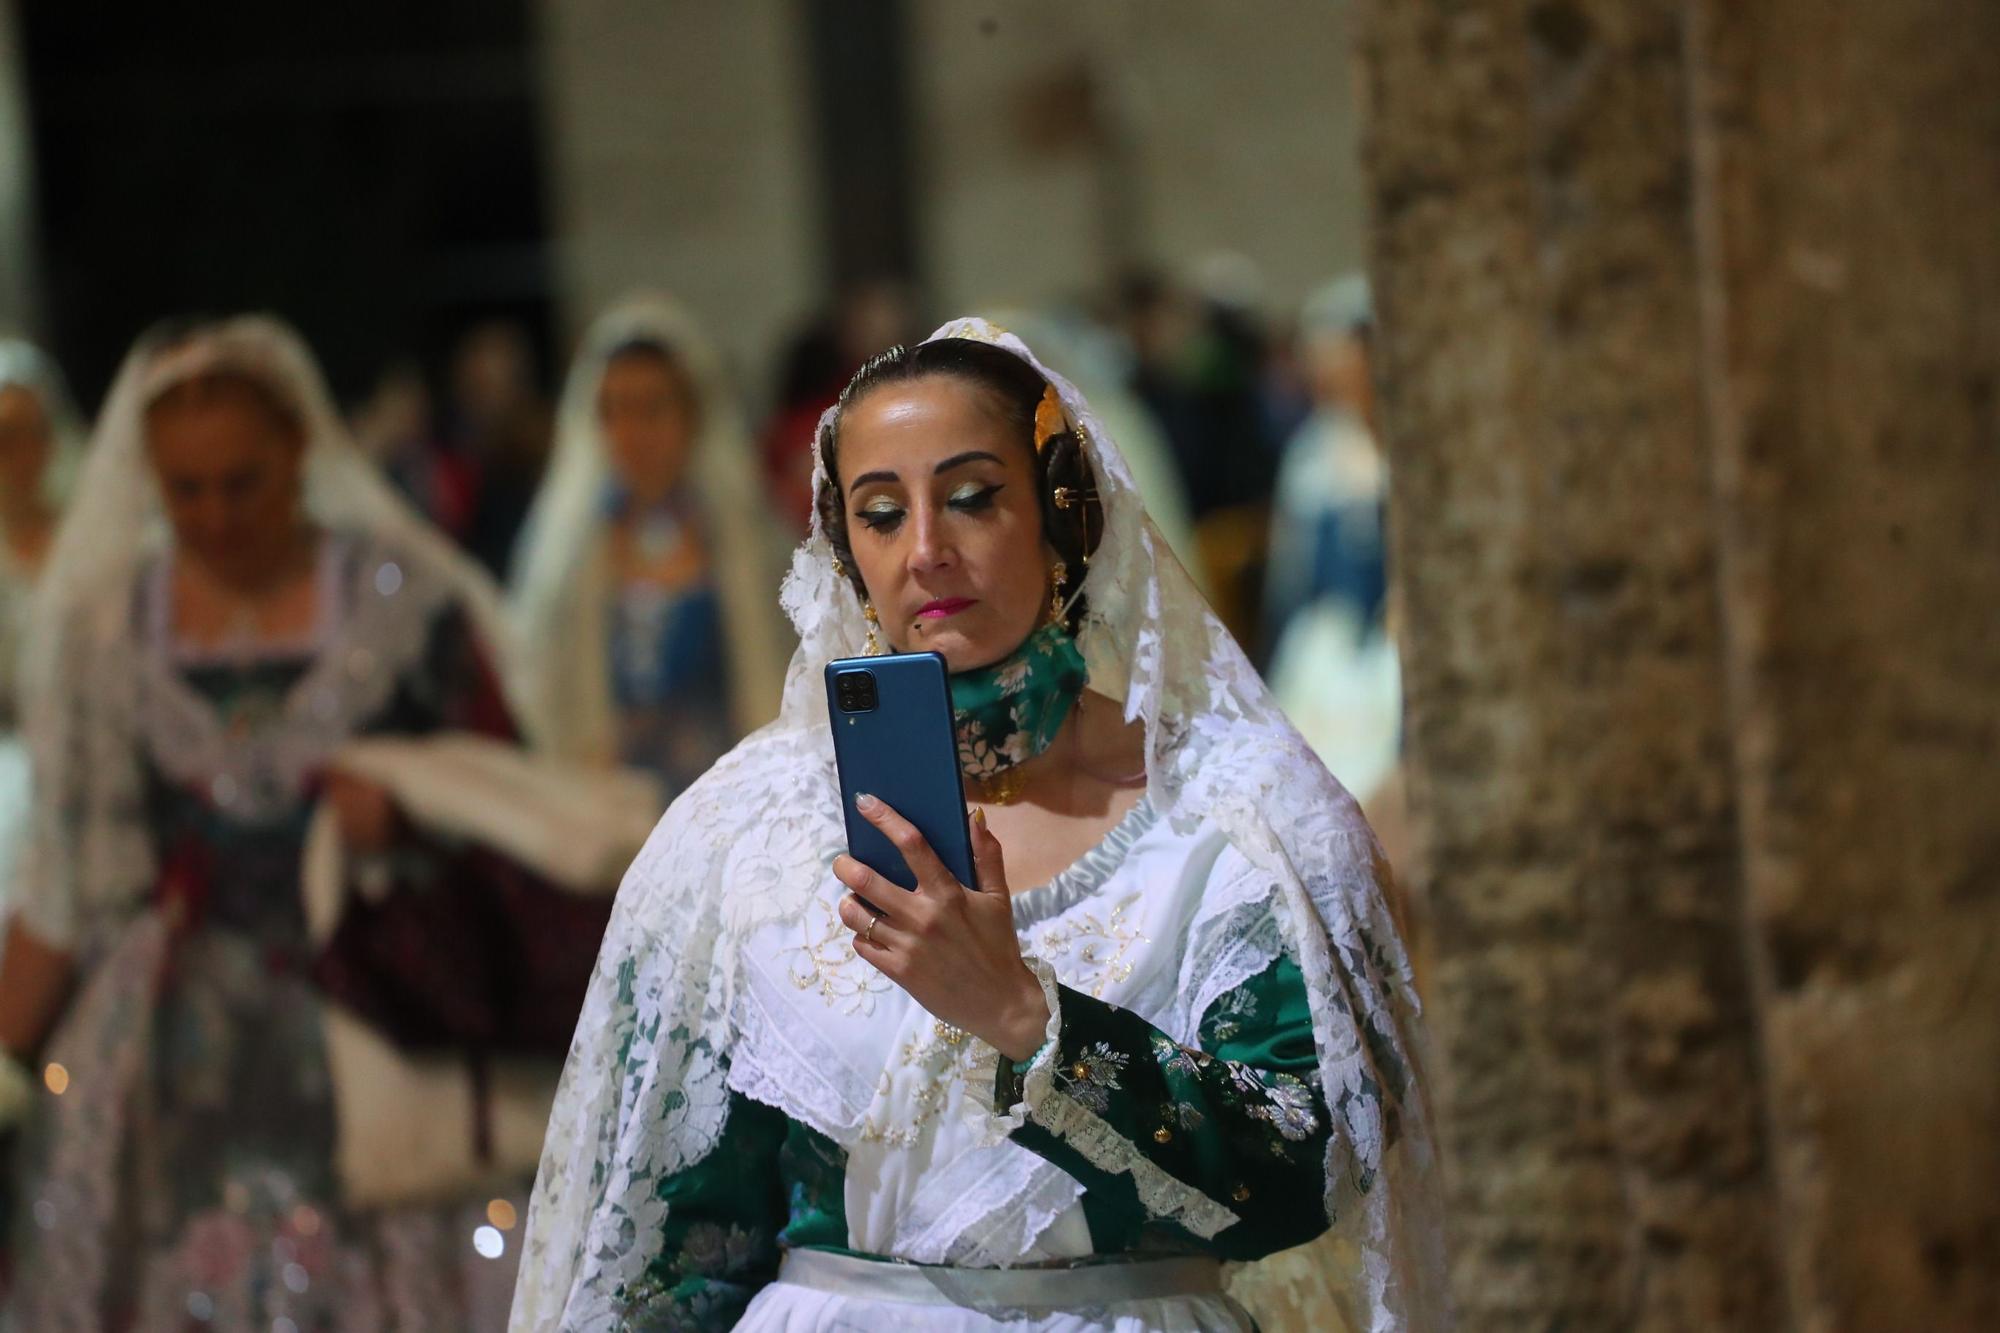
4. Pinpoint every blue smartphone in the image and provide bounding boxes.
[825,650,979,894]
